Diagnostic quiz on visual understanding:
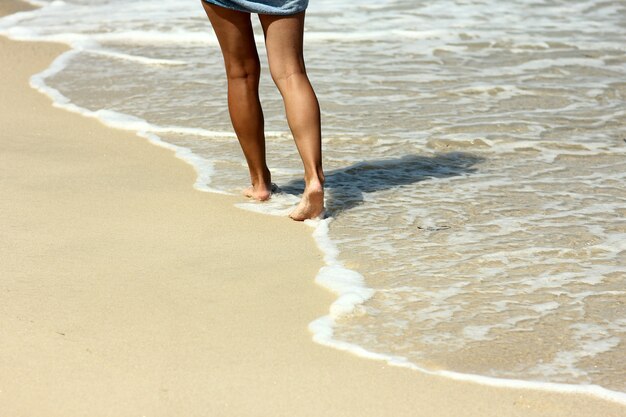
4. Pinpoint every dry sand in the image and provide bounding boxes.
[1,2,625,416]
